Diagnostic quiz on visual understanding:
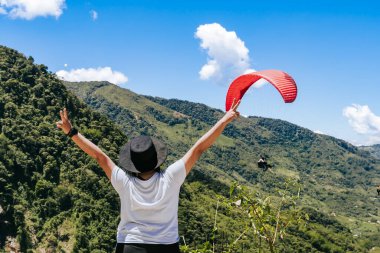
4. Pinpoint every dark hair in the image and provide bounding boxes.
[130,167,161,178]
